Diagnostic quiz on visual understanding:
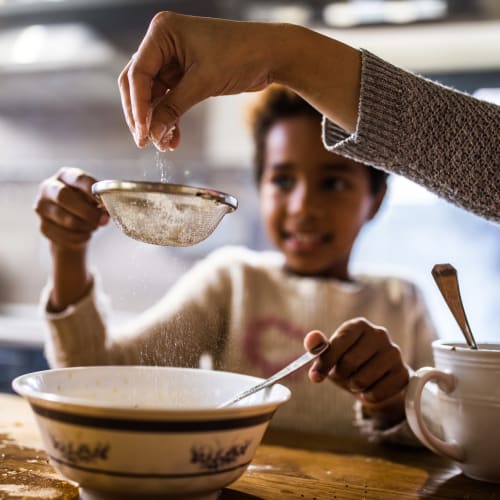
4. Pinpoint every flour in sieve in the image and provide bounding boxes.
[106,190,224,246]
